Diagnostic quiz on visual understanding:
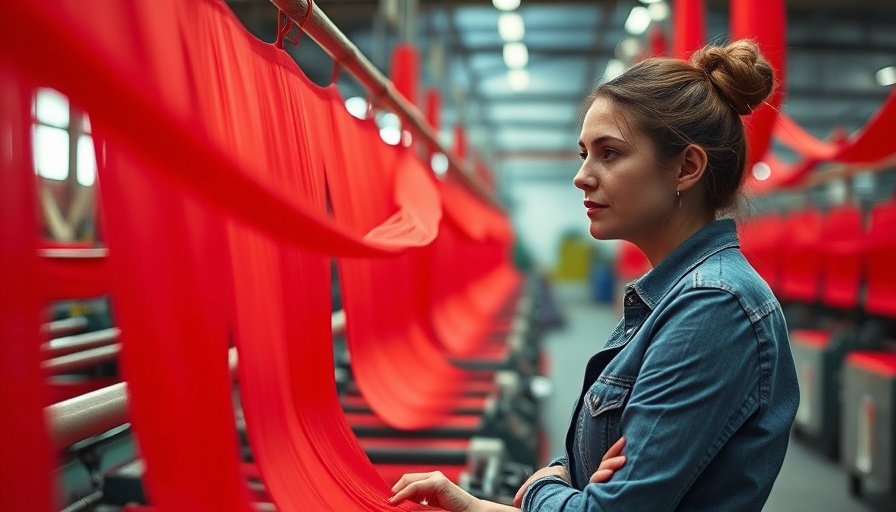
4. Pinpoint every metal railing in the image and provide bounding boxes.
[268,0,501,210]
[46,311,347,449]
